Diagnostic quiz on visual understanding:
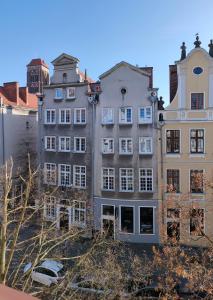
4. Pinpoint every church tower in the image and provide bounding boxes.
[27,59,49,94]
